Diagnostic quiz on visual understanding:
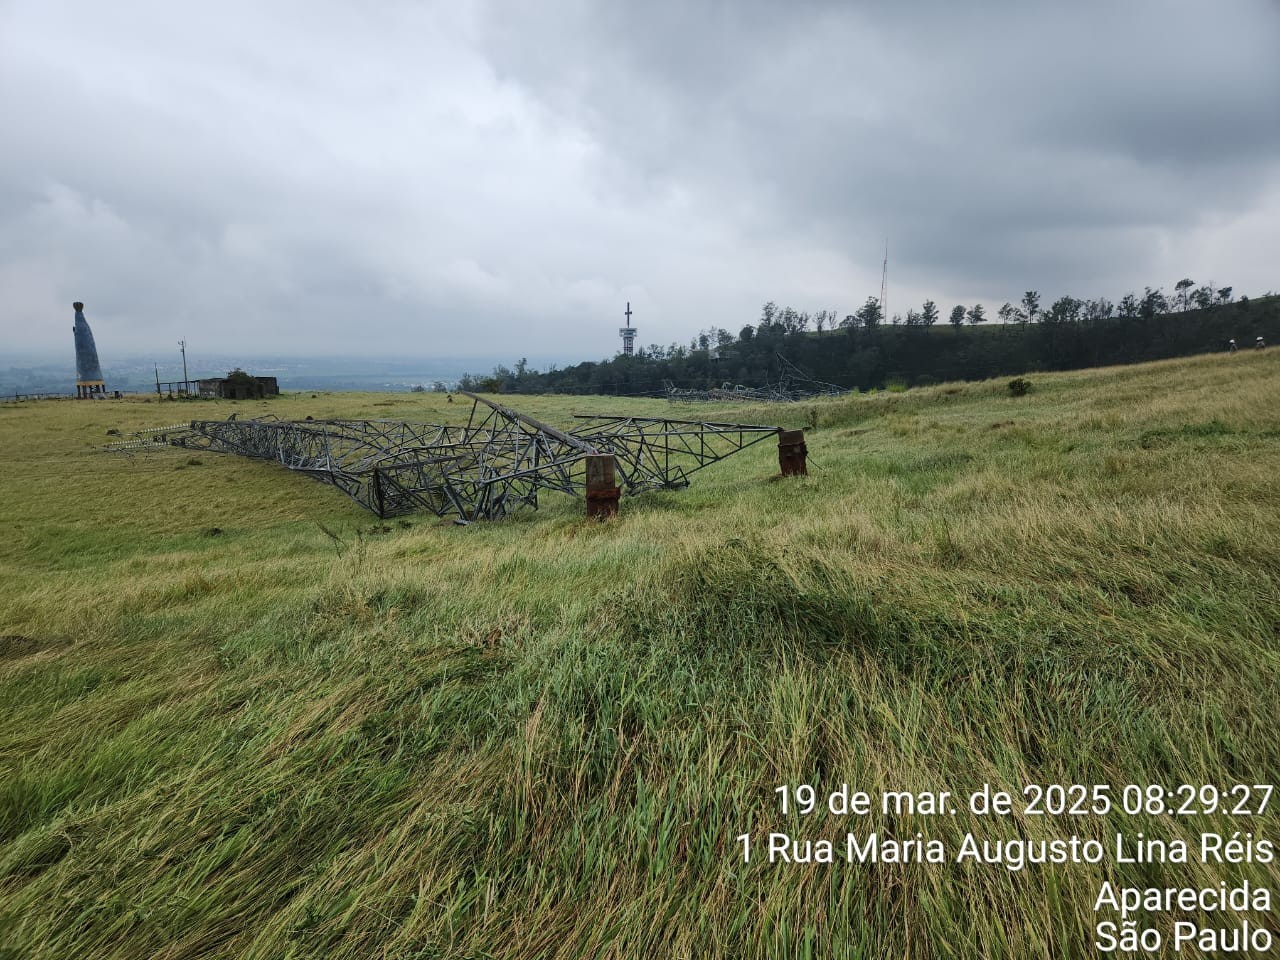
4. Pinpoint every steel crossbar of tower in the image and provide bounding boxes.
[109,392,785,521]
[570,415,780,492]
